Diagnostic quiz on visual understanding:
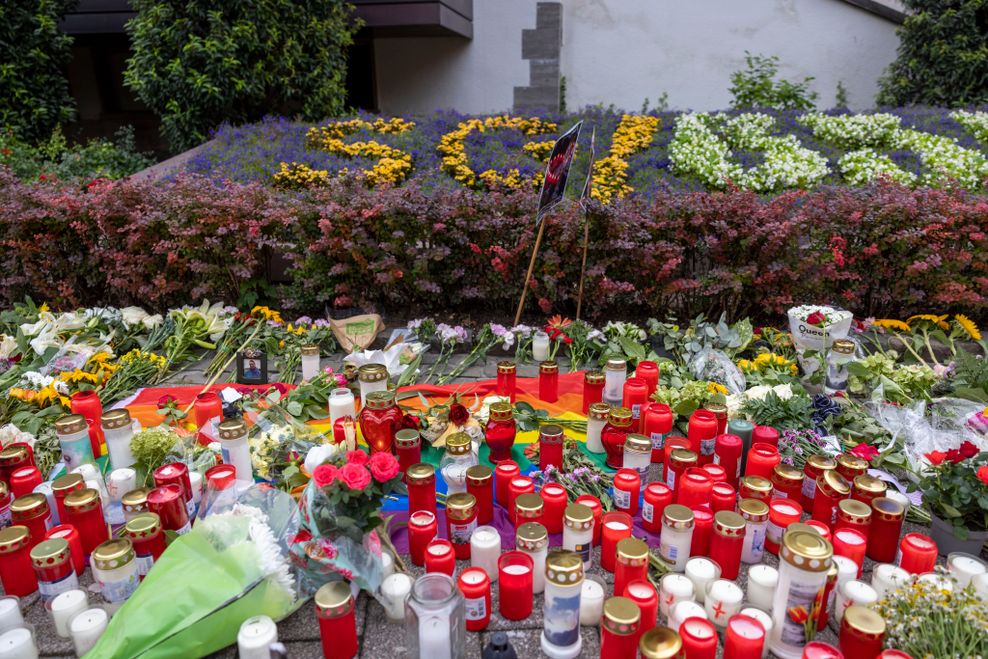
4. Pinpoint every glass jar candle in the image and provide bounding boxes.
[766,498,803,555]
[801,642,844,658]
[357,363,388,406]
[659,572,695,619]
[425,539,456,576]
[0,445,33,491]
[395,429,422,480]
[659,504,694,572]
[745,444,781,480]
[711,482,737,514]
[801,455,837,510]
[217,418,252,482]
[516,522,549,594]
[622,434,651,480]
[52,474,85,525]
[153,462,194,517]
[405,573,466,659]
[835,454,868,483]
[832,528,867,577]
[580,578,605,626]
[192,392,223,444]
[678,614,717,657]
[805,520,832,542]
[465,465,493,526]
[575,495,603,545]
[865,497,903,564]
[601,596,640,659]
[408,510,438,567]
[45,525,84,576]
[539,360,560,403]
[328,388,356,426]
[663,437,691,484]
[407,463,437,516]
[614,537,649,598]
[667,449,698,494]
[70,390,105,457]
[497,361,518,403]
[740,476,773,505]
[0,526,37,596]
[746,564,779,612]
[299,344,320,381]
[688,409,719,463]
[838,606,885,659]
[834,499,871,535]
[30,537,78,606]
[684,556,719,605]
[532,330,551,362]
[752,425,779,447]
[946,551,987,588]
[691,507,715,558]
[825,556,857,629]
[120,488,149,522]
[724,614,767,659]
[445,493,477,560]
[538,424,564,473]
[870,563,909,601]
[623,377,649,433]
[709,511,746,580]
[896,533,936,574]
[539,482,567,534]
[714,434,744,488]
[498,550,534,620]
[636,360,660,395]
[613,468,641,517]
[507,476,534,526]
[146,484,191,535]
[359,390,403,454]
[705,578,744,629]
[316,581,359,659]
[563,503,594,569]
[582,370,605,414]
[833,580,877,627]
[458,567,491,632]
[669,599,708,632]
[850,475,886,506]
[769,531,833,659]
[470,525,501,581]
[643,403,674,463]
[740,498,770,564]
[586,402,610,454]
[600,511,633,573]
[125,512,164,578]
[92,538,139,611]
[703,462,727,484]
[676,470,713,509]
[100,409,136,471]
[811,471,851,528]
[639,627,682,659]
[11,493,51,548]
[8,467,40,500]
[642,482,673,534]
[603,358,627,406]
[515,493,544,529]
[485,402,516,462]
[53,415,96,474]
[705,401,728,436]
[494,460,519,507]
[772,465,804,501]
[625,580,658,643]
[602,407,634,469]
[440,432,476,495]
